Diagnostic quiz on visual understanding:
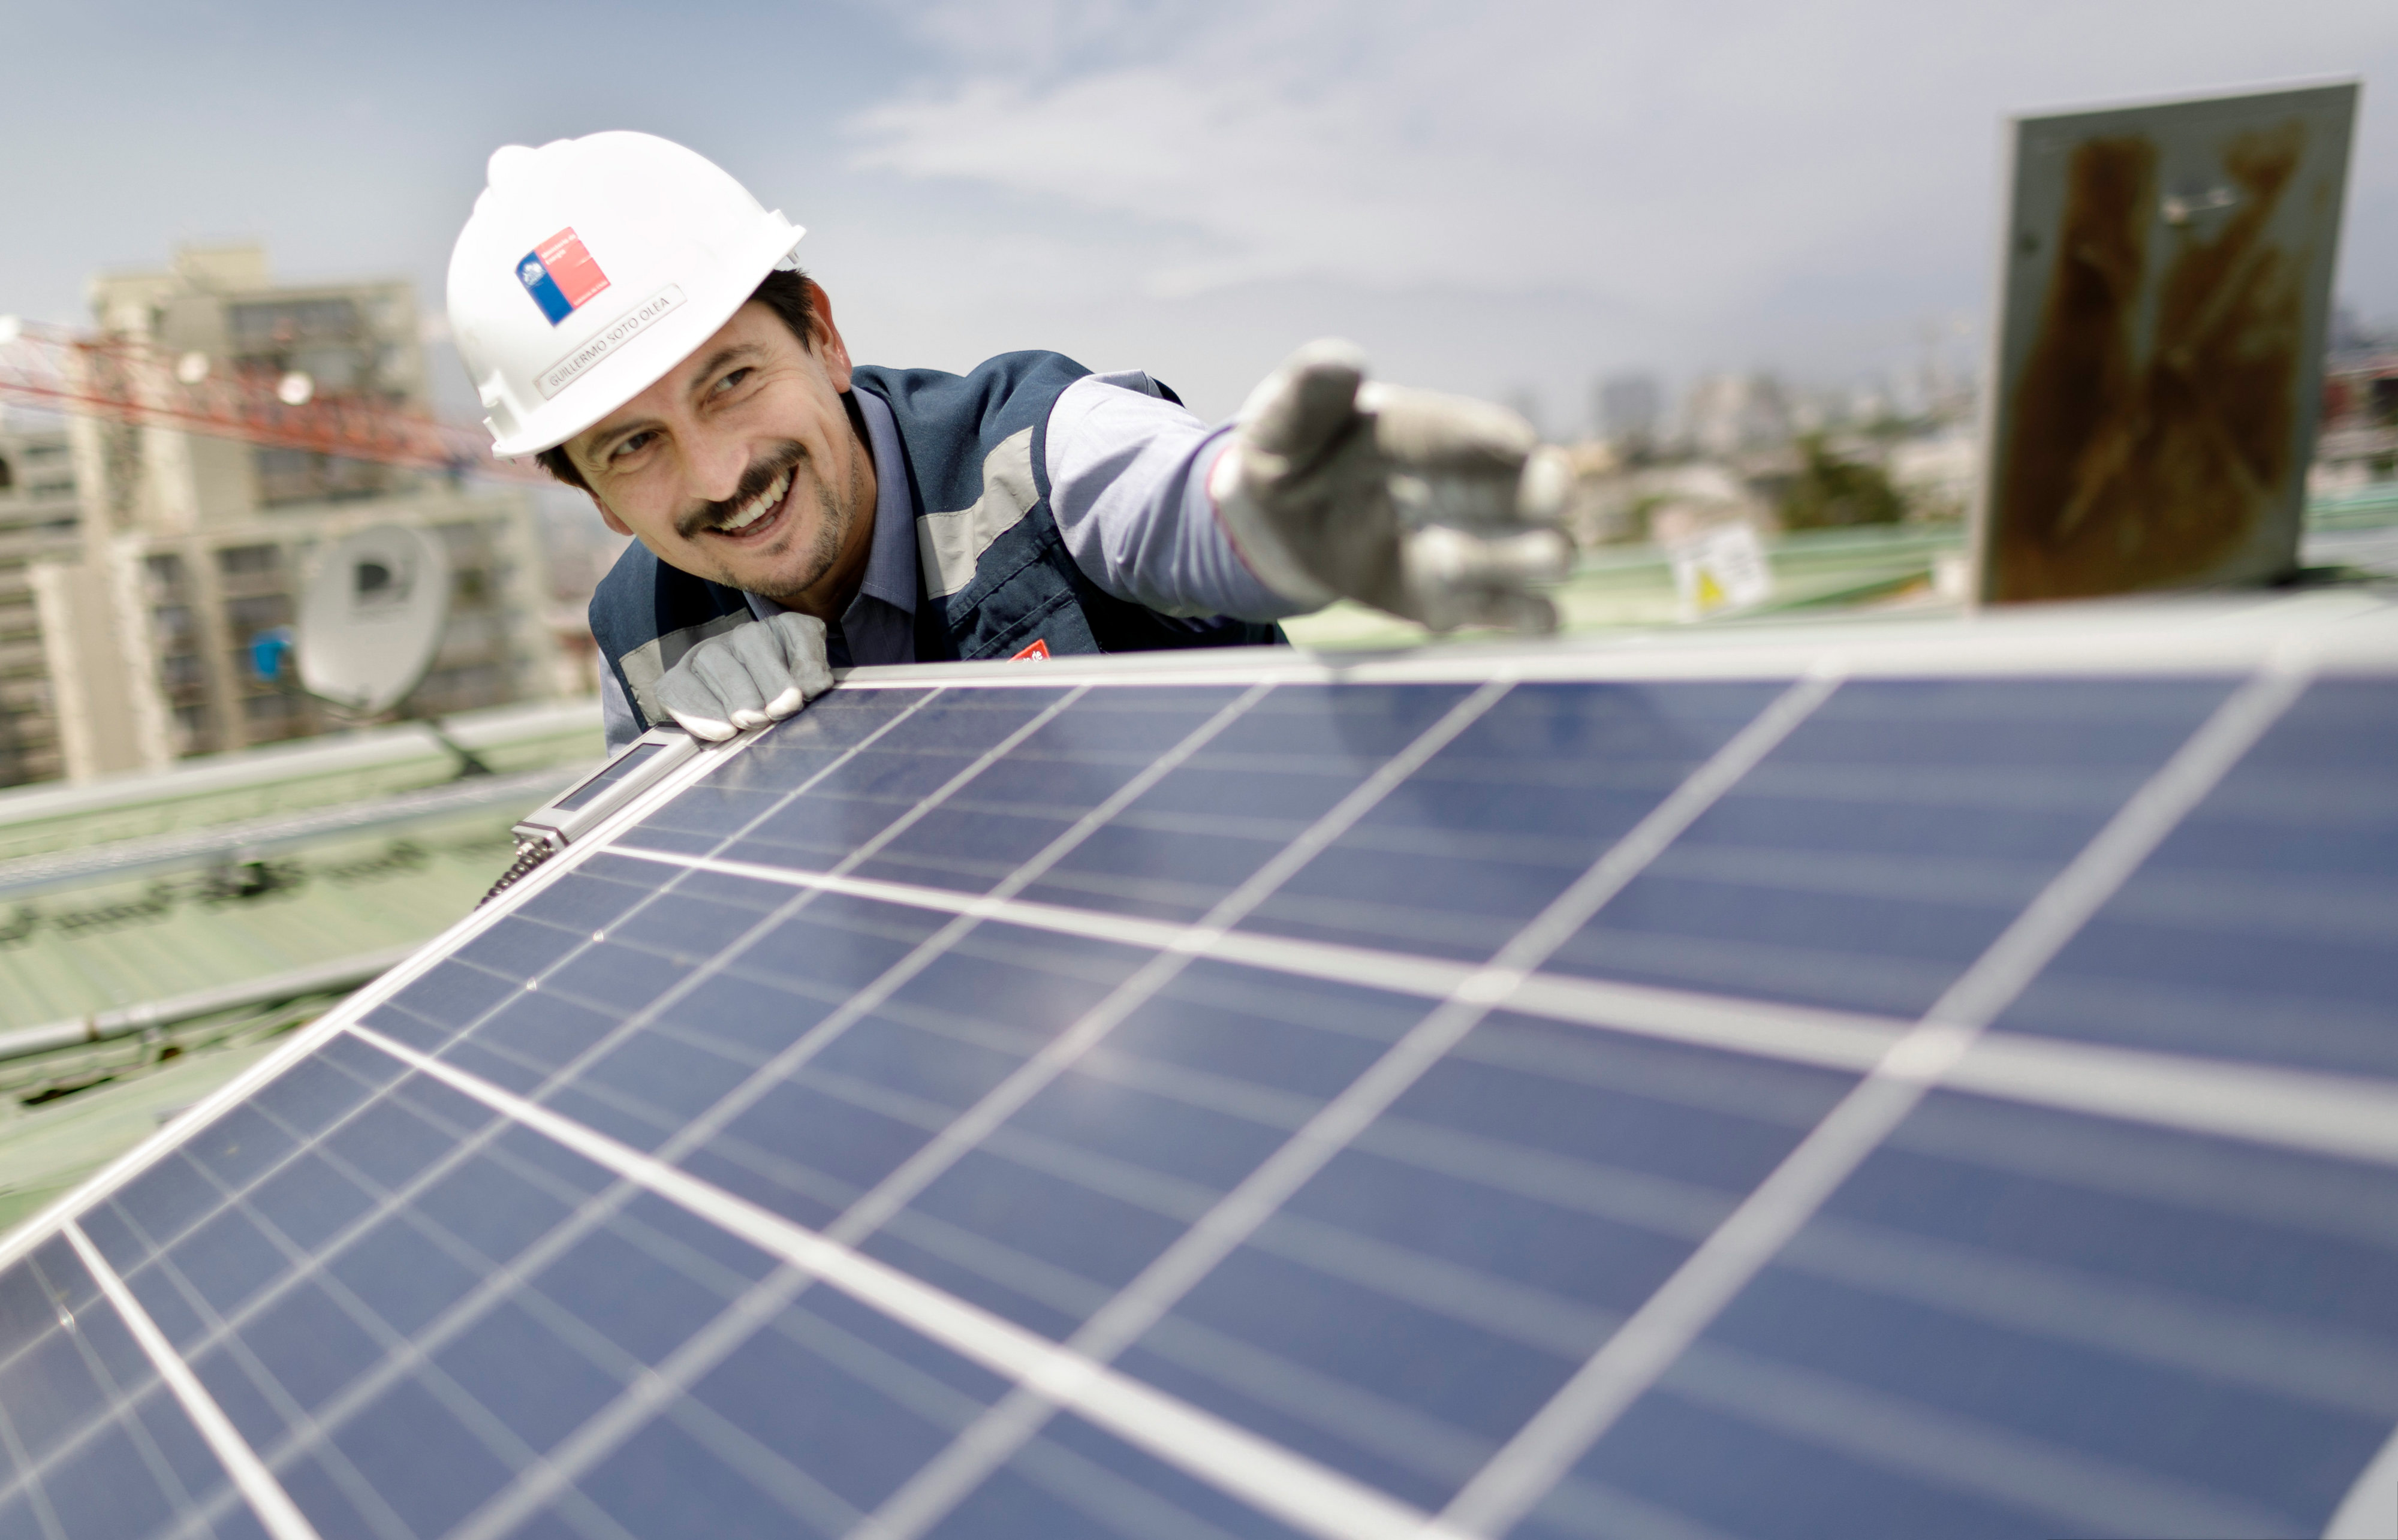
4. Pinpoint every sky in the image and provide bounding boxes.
[2,0,2393,429]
